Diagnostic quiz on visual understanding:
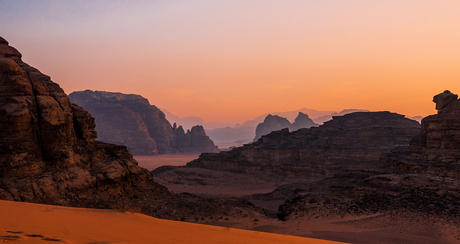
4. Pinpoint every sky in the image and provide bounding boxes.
[1,0,459,124]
